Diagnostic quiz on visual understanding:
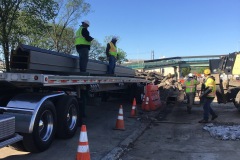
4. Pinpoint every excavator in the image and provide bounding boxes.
[209,52,240,111]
